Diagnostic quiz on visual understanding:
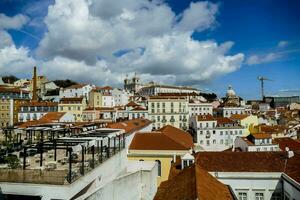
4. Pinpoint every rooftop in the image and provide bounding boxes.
[155,163,234,200]
[129,125,193,151]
